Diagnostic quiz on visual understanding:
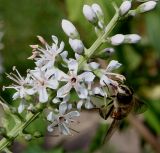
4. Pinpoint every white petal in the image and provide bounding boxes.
[93,87,105,96]
[38,86,48,103]
[59,102,68,115]
[30,69,42,81]
[75,53,81,60]
[18,101,26,113]
[92,3,103,17]
[83,5,97,23]
[68,59,78,75]
[88,62,100,70]
[12,92,20,100]
[111,34,125,46]
[77,100,84,110]
[106,60,122,72]
[55,69,69,81]
[65,111,80,119]
[78,71,95,83]
[59,123,71,135]
[63,94,70,102]
[25,88,36,95]
[68,104,72,110]
[46,79,59,89]
[85,99,94,109]
[60,51,69,63]
[125,34,141,43]
[47,125,54,132]
[75,83,88,99]
[52,35,58,45]
[61,19,79,39]
[52,97,61,103]
[47,112,53,121]
[19,87,26,98]
[100,75,111,86]
[119,1,131,16]
[57,83,72,98]
[138,1,157,13]
[45,69,56,79]
[69,38,84,54]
